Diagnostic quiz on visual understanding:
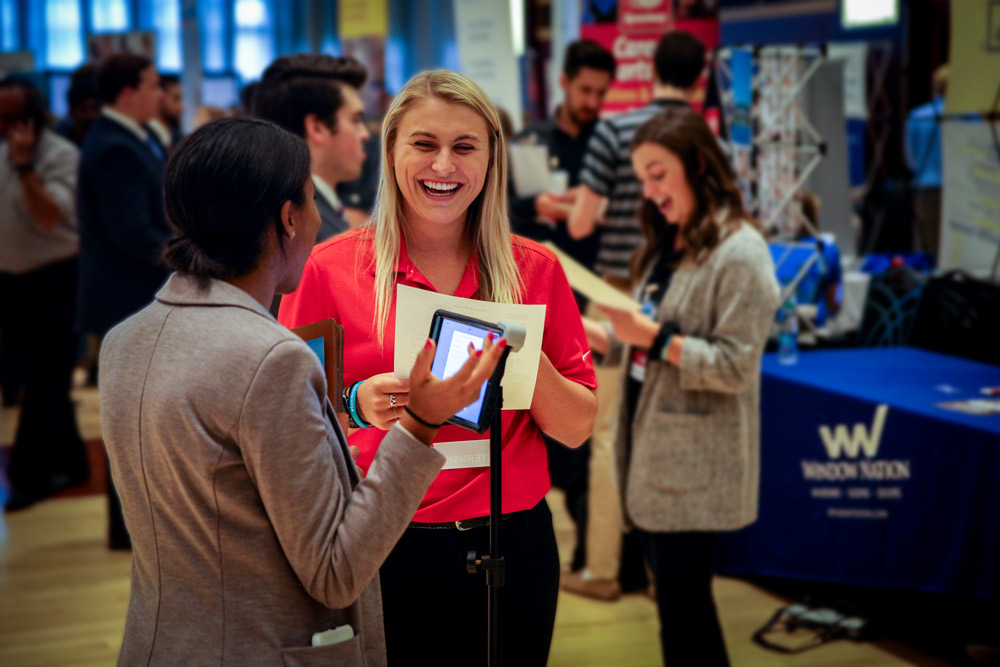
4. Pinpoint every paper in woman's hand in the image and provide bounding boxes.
[393,285,545,410]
